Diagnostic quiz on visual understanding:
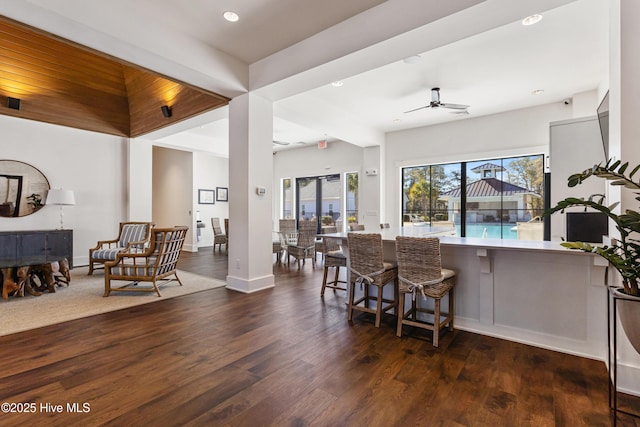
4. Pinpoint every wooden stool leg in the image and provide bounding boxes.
[321,266,329,296]
[374,285,383,328]
[397,293,406,337]
[448,287,455,331]
[347,280,356,321]
[433,298,441,347]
